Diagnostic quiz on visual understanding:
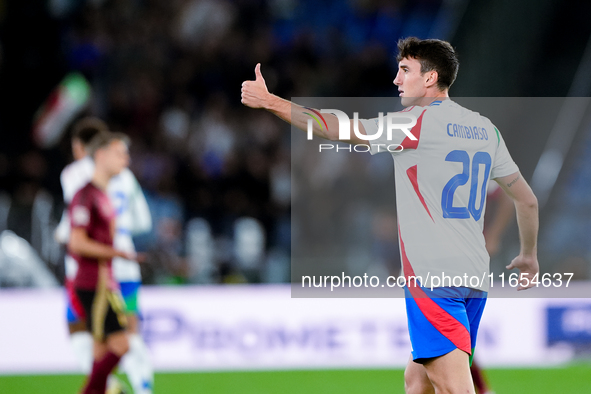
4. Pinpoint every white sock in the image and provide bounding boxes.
[121,333,154,394]
[69,331,93,374]
[107,375,122,390]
